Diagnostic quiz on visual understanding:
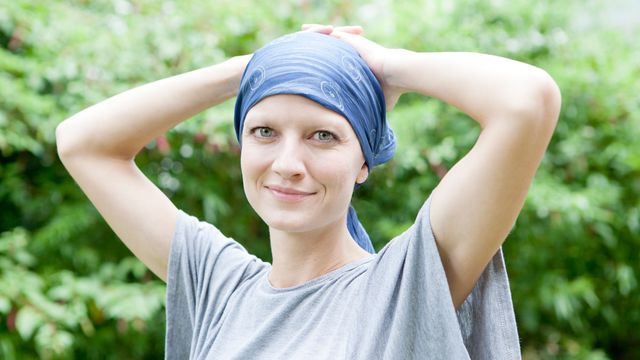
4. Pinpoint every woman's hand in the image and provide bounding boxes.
[301,24,405,112]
